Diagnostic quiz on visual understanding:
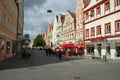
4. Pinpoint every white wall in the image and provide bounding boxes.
[51,16,57,48]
